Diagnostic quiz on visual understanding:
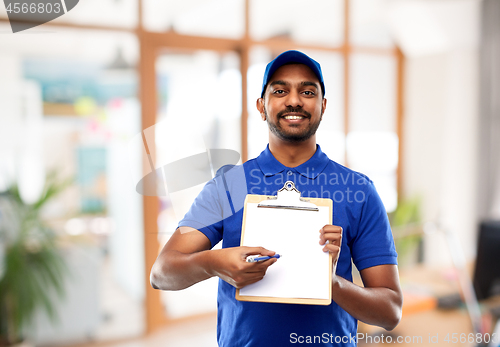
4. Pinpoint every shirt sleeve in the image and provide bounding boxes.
[177,178,224,248]
[350,180,398,271]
